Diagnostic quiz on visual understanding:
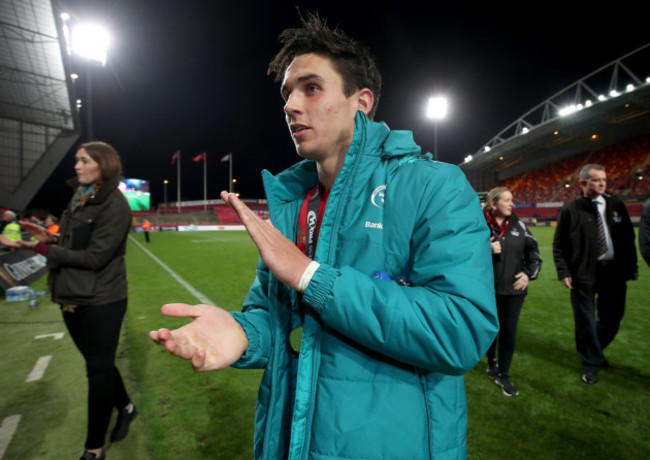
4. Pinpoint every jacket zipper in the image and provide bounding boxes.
[416,367,433,457]
[299,150,362,458]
